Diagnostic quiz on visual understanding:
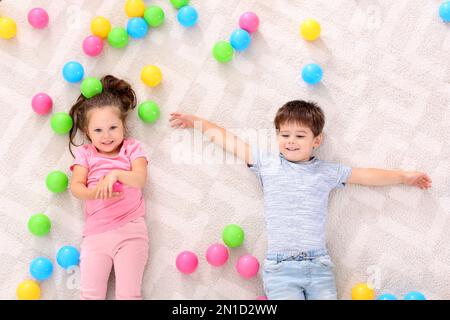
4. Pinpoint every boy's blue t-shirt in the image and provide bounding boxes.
[249,147,352,255]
